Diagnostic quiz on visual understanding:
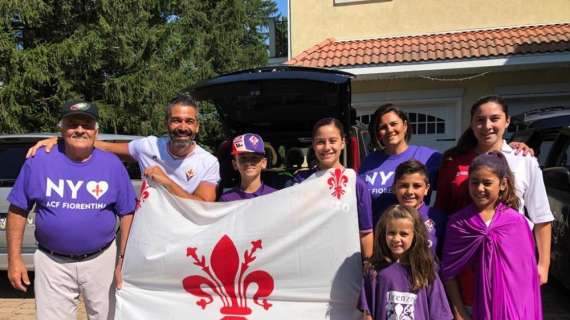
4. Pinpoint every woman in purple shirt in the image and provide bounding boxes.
[293,117,374,259]
[359,104,442,227]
